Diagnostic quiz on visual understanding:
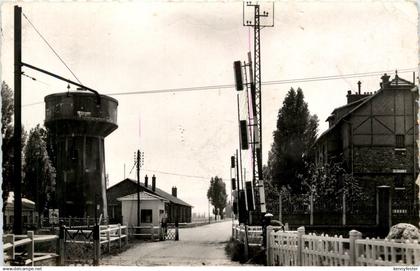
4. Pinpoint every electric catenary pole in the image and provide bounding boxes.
[13,5,23,234]
[243,2,274,221]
